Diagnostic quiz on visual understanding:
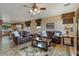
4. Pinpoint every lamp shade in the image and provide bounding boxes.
[65,24,70,30]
